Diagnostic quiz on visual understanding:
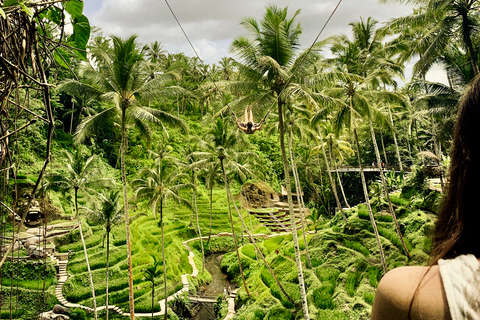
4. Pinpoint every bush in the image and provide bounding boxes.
[70,308,87,320]
[264,305,294,320]
[357,204,370,220]
[368,267,381,288]
[344,240,370,256]
[242,244,257,260]
[345,271,362,297]
[364,291,375,305]
[316,266,340,283]
[313,282,335,309]
[0,260,56,281]
[316,309,347,320]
